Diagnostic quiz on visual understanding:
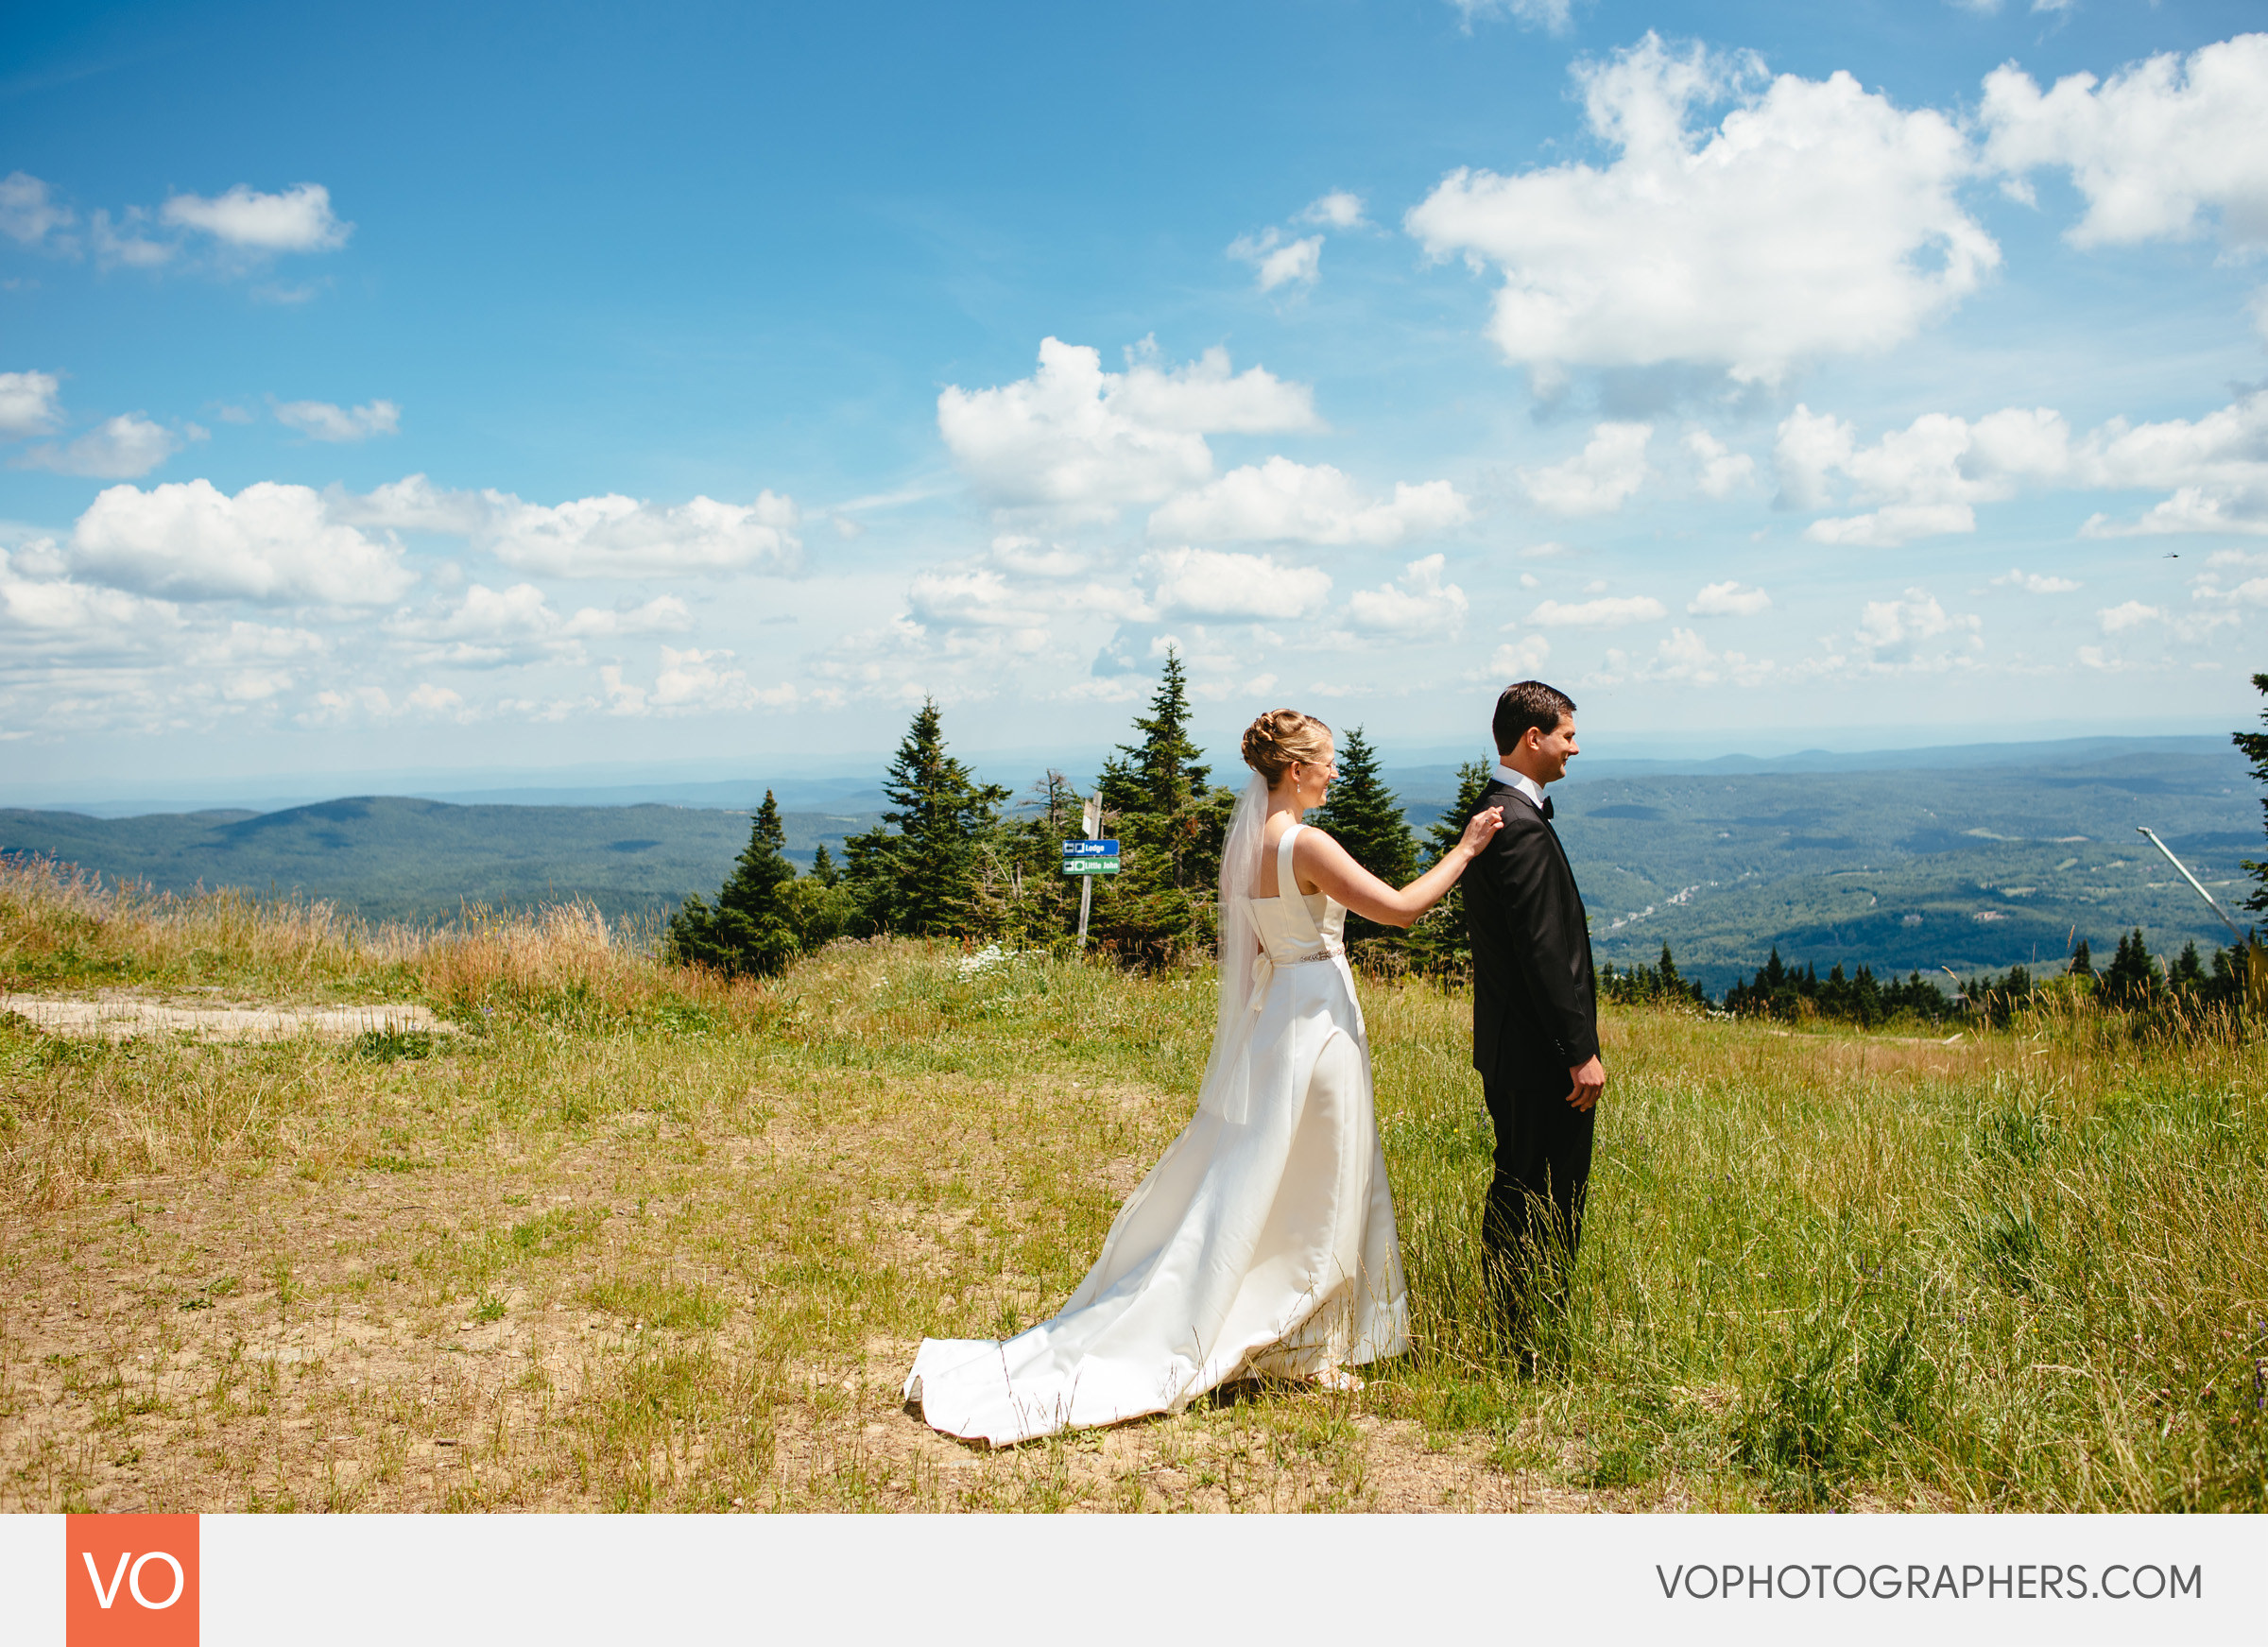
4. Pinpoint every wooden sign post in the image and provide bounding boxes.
[1066,796,1119,948]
